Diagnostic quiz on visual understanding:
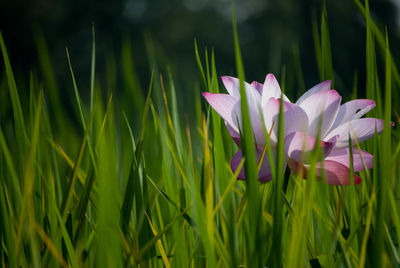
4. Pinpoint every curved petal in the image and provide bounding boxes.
[232,102,265,146]
[295,80,331,105]
[299,89,341,138]
[263,98,309,144]
[325,148,373,172]
[284,131,337,164]
[221,76,240,96]
[231,150,274,182]
[202,92,240,133]
[221,76,261,108]
[251,81,263,94]
[317,160,362,185]
[323,118,384,149]
[287,159,361,185]
[330,99,376,130]
[261,74,290,108]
